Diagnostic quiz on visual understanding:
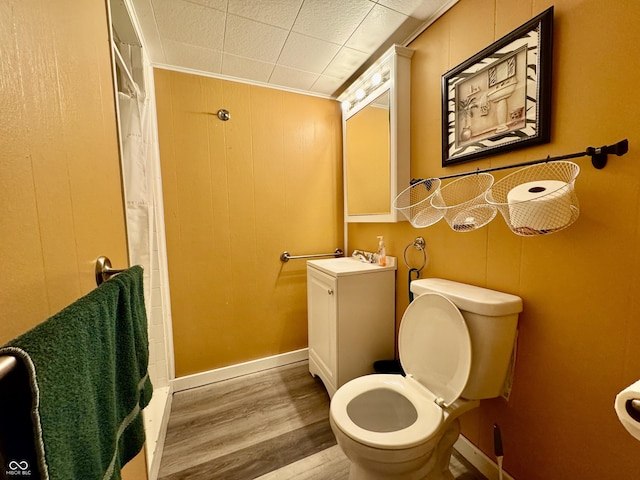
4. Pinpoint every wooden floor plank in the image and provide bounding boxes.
[158,361,487,480]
